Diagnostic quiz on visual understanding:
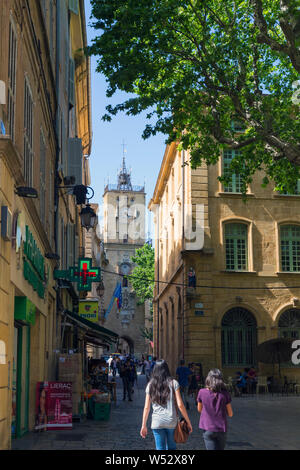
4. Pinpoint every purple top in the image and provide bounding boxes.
[197,388,232,432]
